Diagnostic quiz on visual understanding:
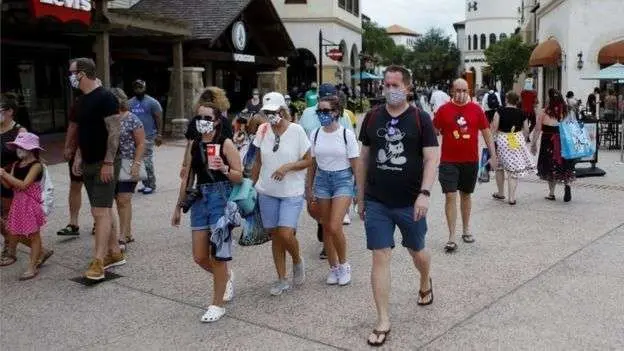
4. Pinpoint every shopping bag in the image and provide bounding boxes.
[559,112,594,160]
[238,204,270,246]
[478,148,490,183]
